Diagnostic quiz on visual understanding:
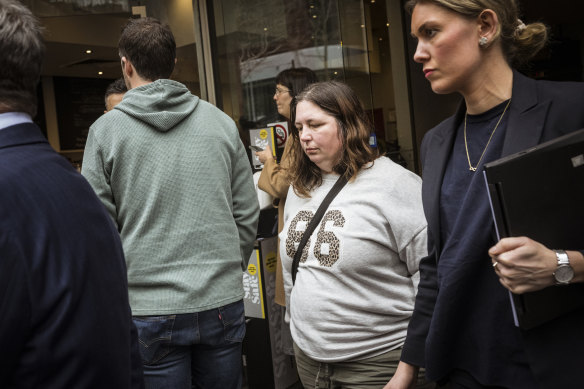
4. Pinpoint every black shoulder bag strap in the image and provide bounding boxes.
[291,174,348,285]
